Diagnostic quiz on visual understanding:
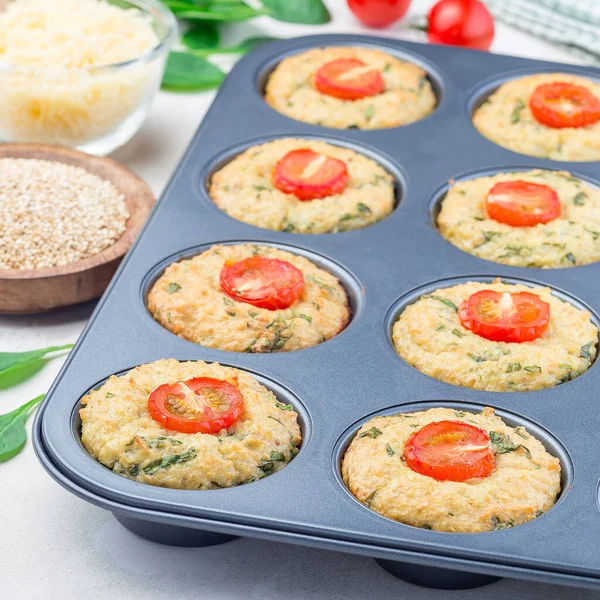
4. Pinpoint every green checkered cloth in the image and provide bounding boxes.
[485,0,600,64]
